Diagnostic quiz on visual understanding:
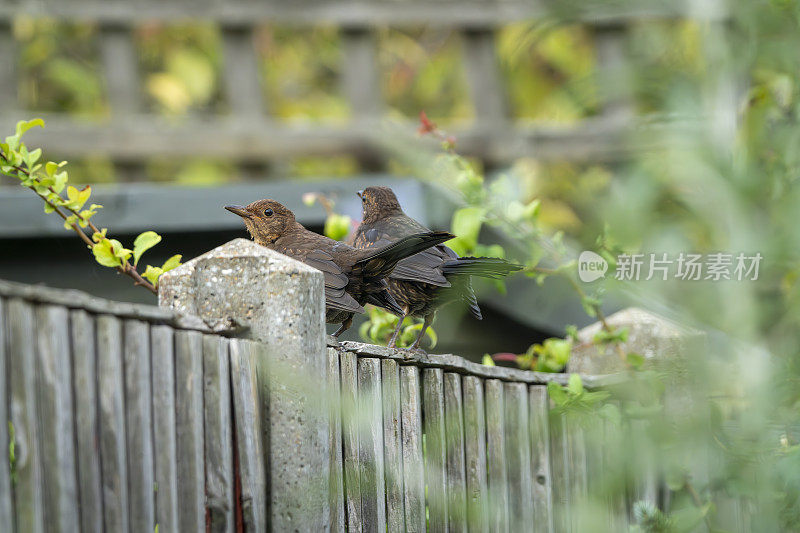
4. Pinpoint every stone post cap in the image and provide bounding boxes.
[158,238,324,340]
[567,307,704,375]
